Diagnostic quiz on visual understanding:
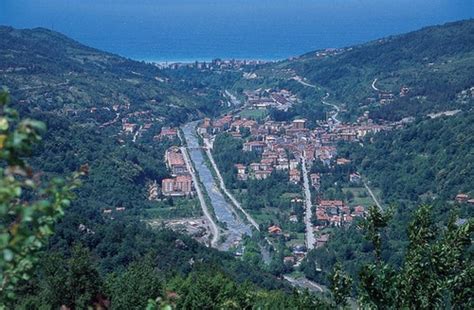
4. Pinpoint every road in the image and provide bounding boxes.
[321,92,341,125]
[293,76,340,125]
[99,112,120,128]
[371,78,380,91]
[16,80,69,91]
[363,180,383,211]
[132,125,143,143]
[224,90,241,107]
[301,153,315,251]
[283,275,324,293]
[292,76,317,88]
[203,138,260,231]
